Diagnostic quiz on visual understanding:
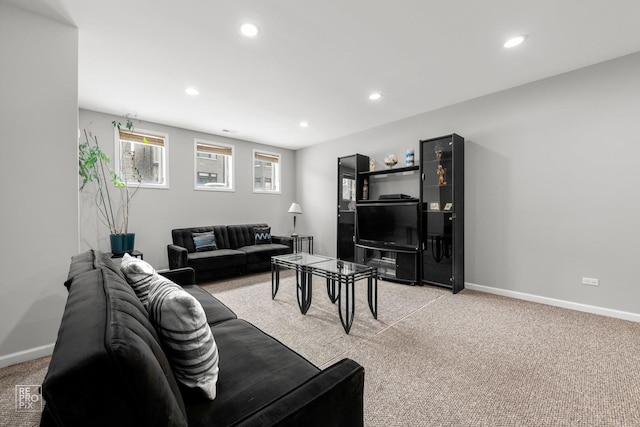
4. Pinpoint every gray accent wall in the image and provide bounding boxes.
[0,4,78,364]
[79,109,296,269]
[296,52,640,315]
